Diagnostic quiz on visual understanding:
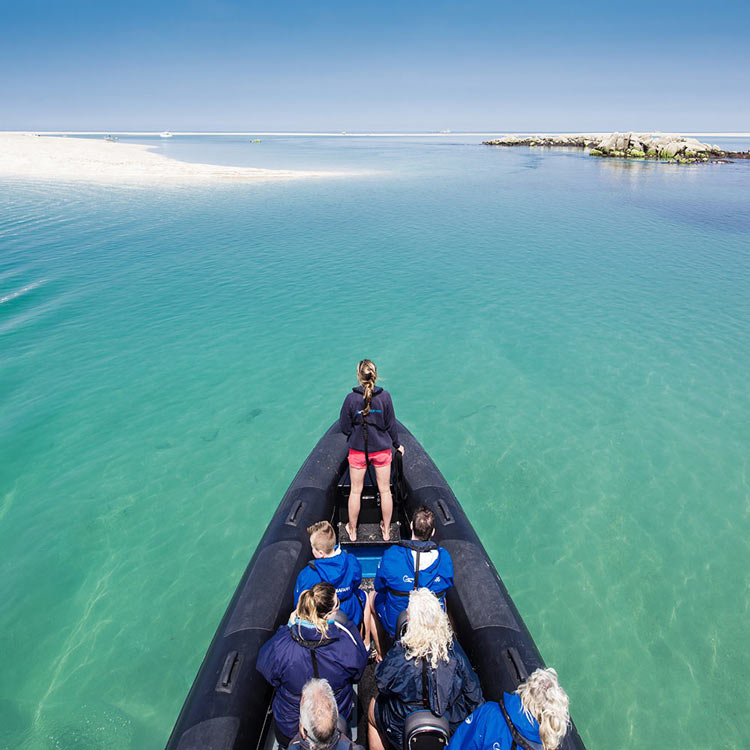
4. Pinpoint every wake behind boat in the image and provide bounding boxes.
[165,422,586,750]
